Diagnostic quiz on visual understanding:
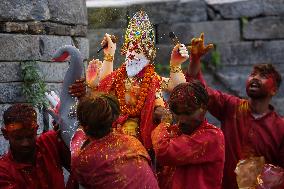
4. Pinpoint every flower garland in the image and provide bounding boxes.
[114,64,154,117]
